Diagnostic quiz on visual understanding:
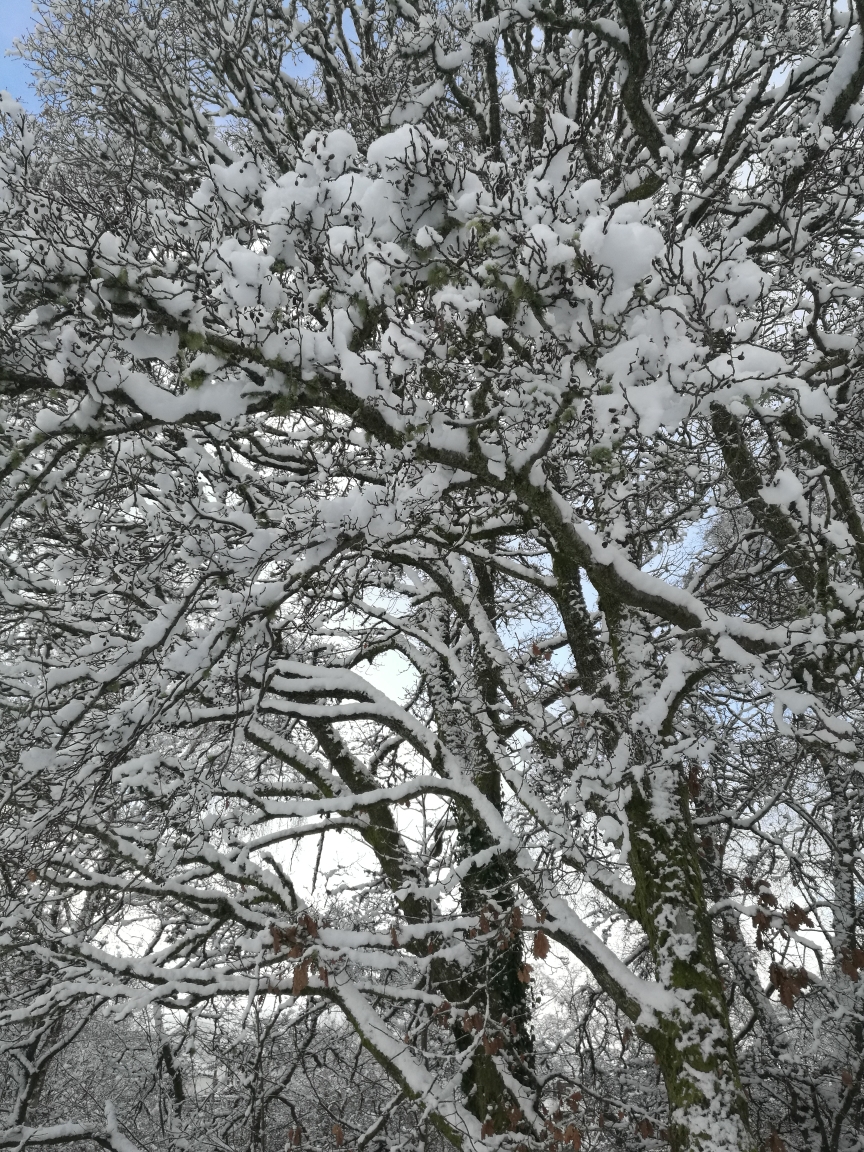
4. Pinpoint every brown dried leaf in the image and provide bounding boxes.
[516,963,533,983]
[533,929,550,959]
[300,912,319,938]
[769,963,809,1008]
[840,947,861,981]
[332,1125,344,1148]
[687,764,701,798]
[784,903,813,931]
[292,962,309,995]
[563,1124,581,1150]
